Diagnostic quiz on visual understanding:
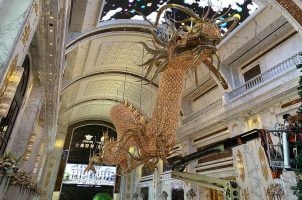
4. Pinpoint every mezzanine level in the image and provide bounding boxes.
[180,52,302,139]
